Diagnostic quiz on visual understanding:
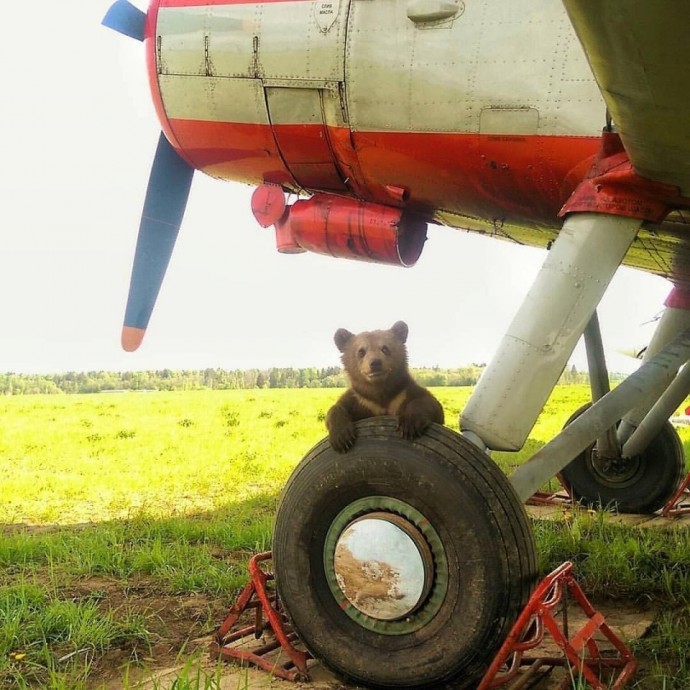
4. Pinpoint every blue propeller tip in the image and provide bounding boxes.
[102,0,147,41]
